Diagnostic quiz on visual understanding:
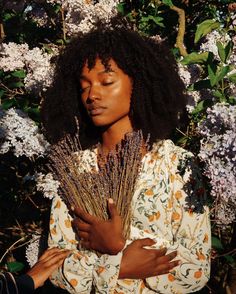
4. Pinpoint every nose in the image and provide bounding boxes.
[86,84,101,104]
